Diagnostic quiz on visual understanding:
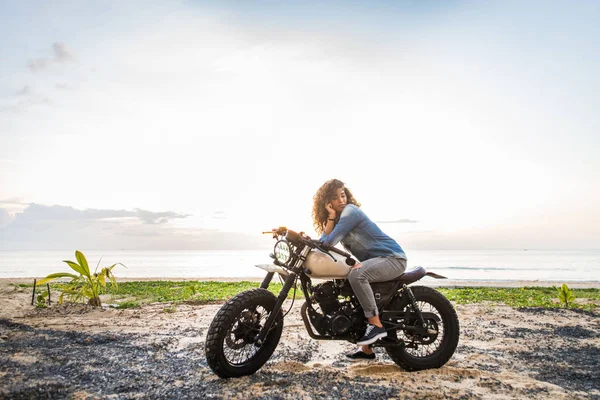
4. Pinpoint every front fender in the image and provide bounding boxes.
[255,264,290,278]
